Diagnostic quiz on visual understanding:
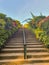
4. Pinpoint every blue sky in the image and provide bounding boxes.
[0,0,49,24]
